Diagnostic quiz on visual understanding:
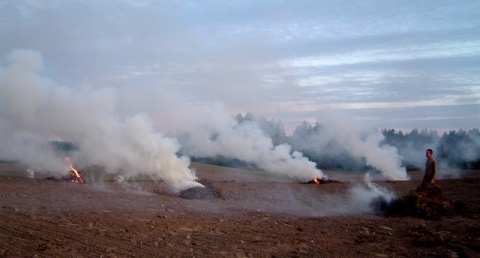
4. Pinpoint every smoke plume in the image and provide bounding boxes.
[0,49,201,192]
[179,117,325,181]
[289,116,409,180]
[0,49,412,193]
[0,49,324,191]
